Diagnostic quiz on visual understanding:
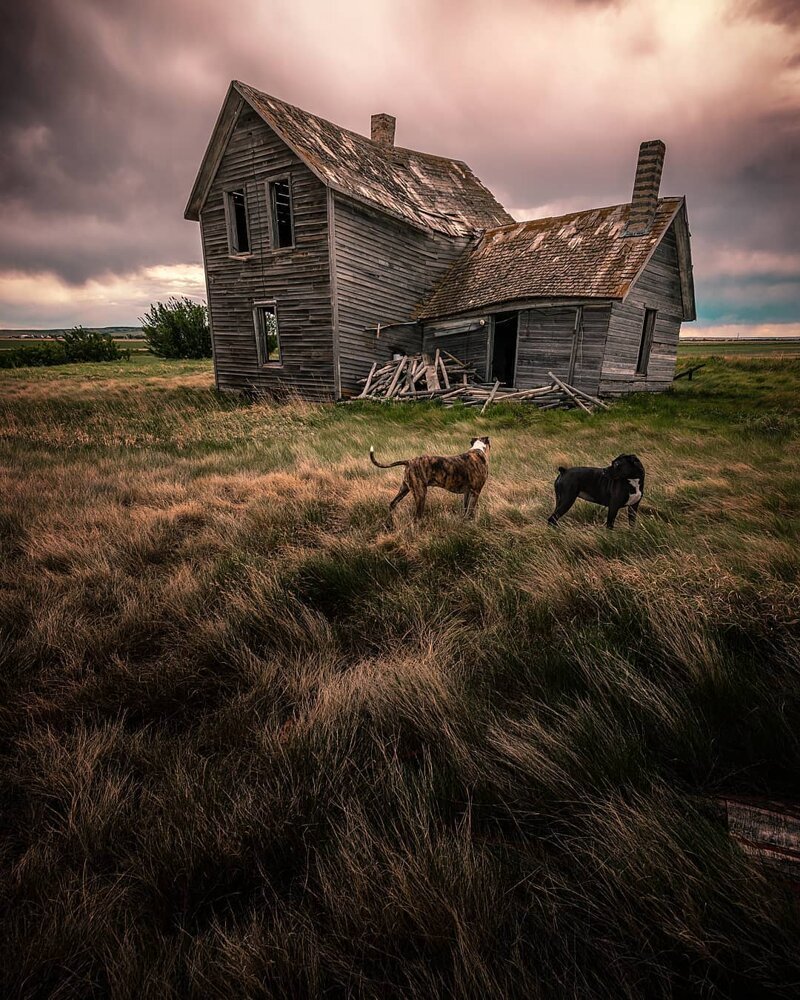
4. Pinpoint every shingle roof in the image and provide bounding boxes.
[186,81,513,236]
[416,198,686,319]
